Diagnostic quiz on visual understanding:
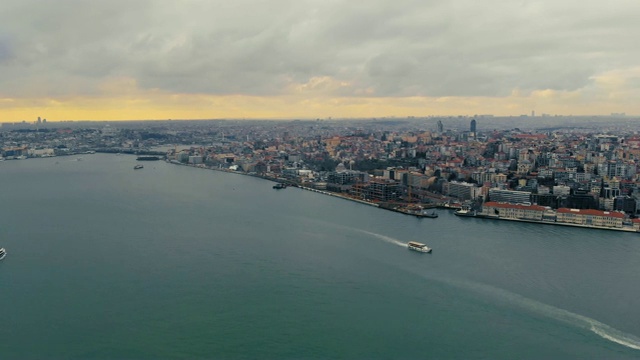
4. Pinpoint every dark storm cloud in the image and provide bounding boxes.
[1,0,639,98]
